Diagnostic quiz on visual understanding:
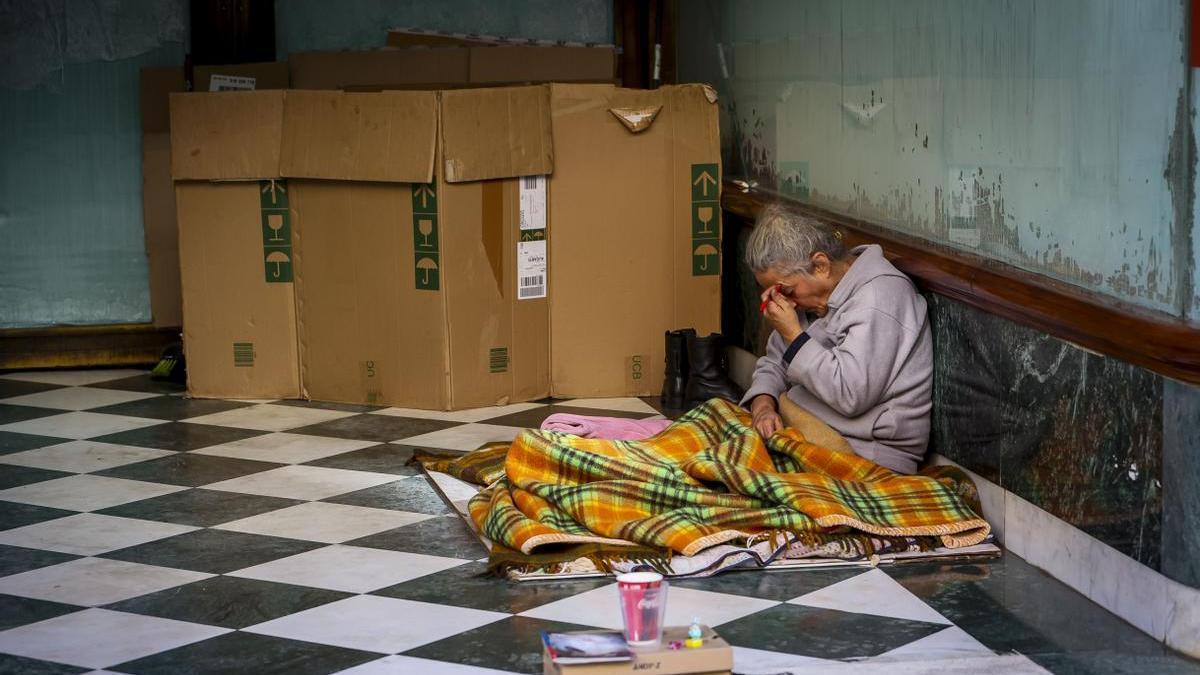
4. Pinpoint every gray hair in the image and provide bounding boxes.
[745,204,847,275]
